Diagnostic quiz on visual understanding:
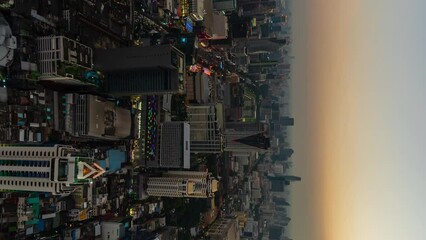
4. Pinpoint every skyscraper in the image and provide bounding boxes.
[224,122,270,152]
[95,45,185,96]
[0,145,105,195]
[146,171,219,198]
[140,122,191,168]
[224,132,270,152]
[159,122,191,169]
[187,104,223,153]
